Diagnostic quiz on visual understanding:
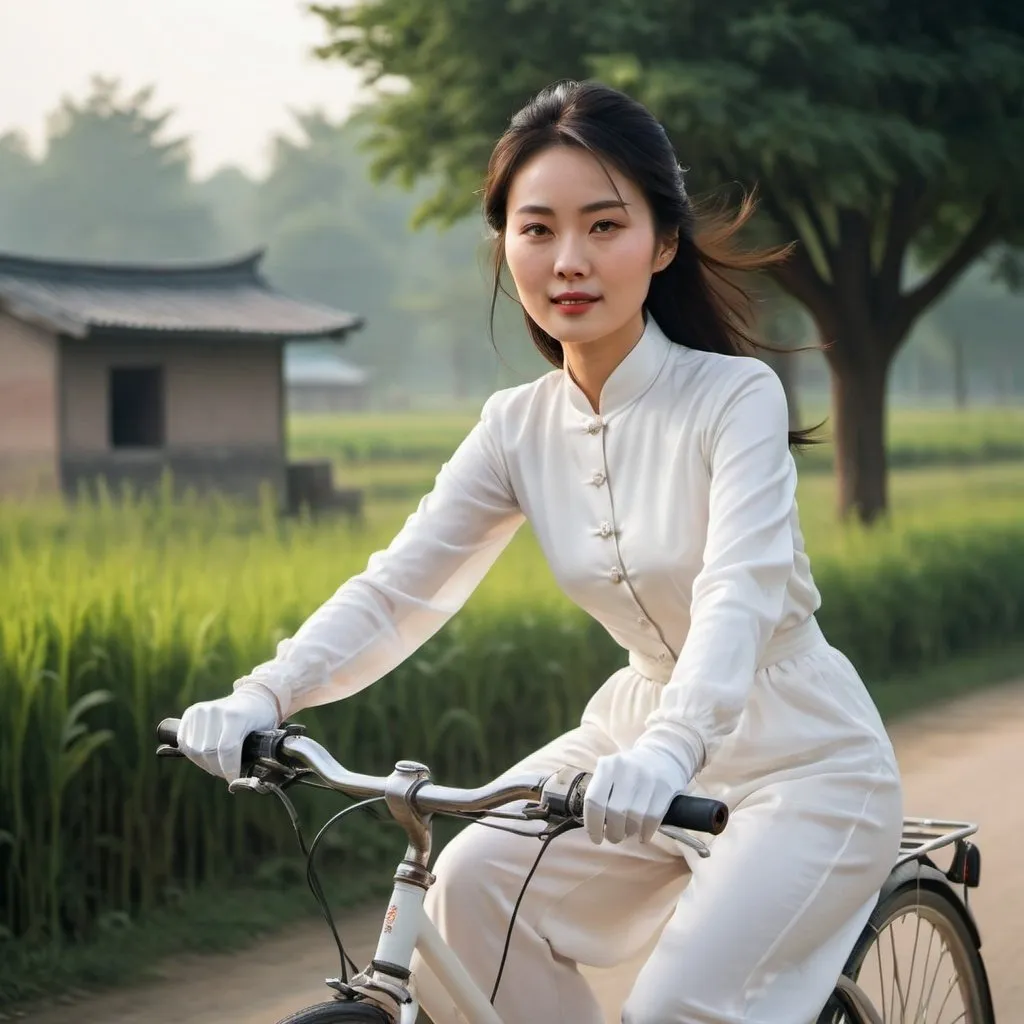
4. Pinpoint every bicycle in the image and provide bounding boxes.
[156,718,995,1023]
